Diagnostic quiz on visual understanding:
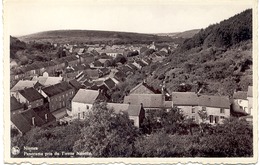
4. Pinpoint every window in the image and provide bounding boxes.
[192,116,195,121]
[220,108,224,113]
[220,116,225,119]
[209,115,214,123]
[86,105,89,109]
[215,116,219,123]
[78,113,80,119]
[191,106,195,113]
[82,112,85,119]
